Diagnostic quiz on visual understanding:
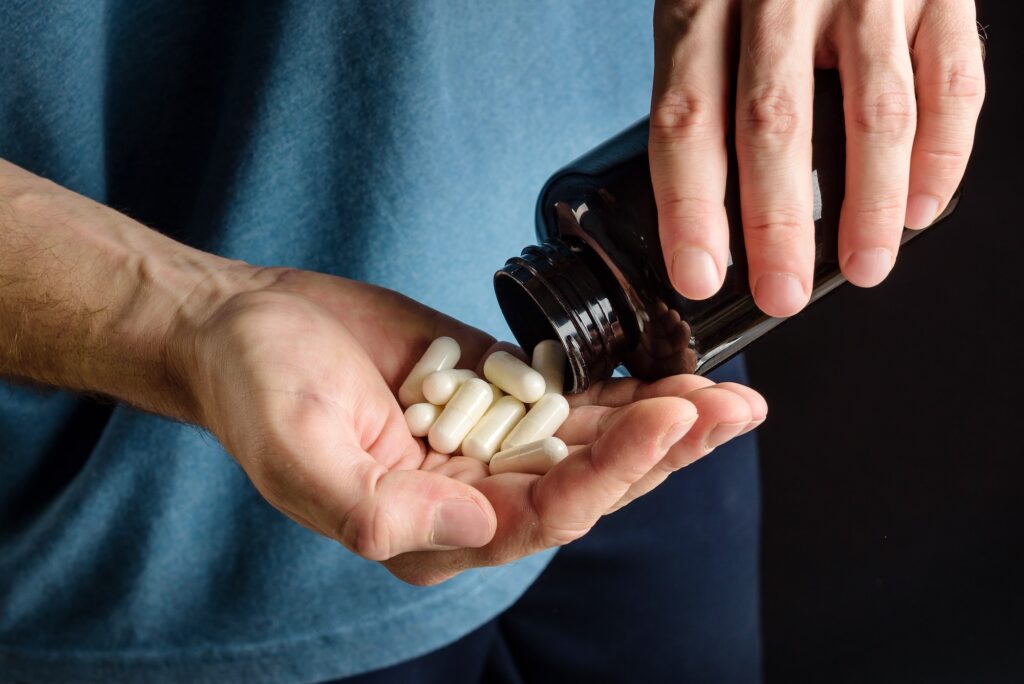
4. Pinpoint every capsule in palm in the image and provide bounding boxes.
[404,403,443,437]
[428,378,496,454]
[462,395,527,463]
[483,351,545,404]
[489,437,569,475]
[500,392,570,451]
[531,339,566,396]
[398,337,461,407]
[422,369,477,405]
